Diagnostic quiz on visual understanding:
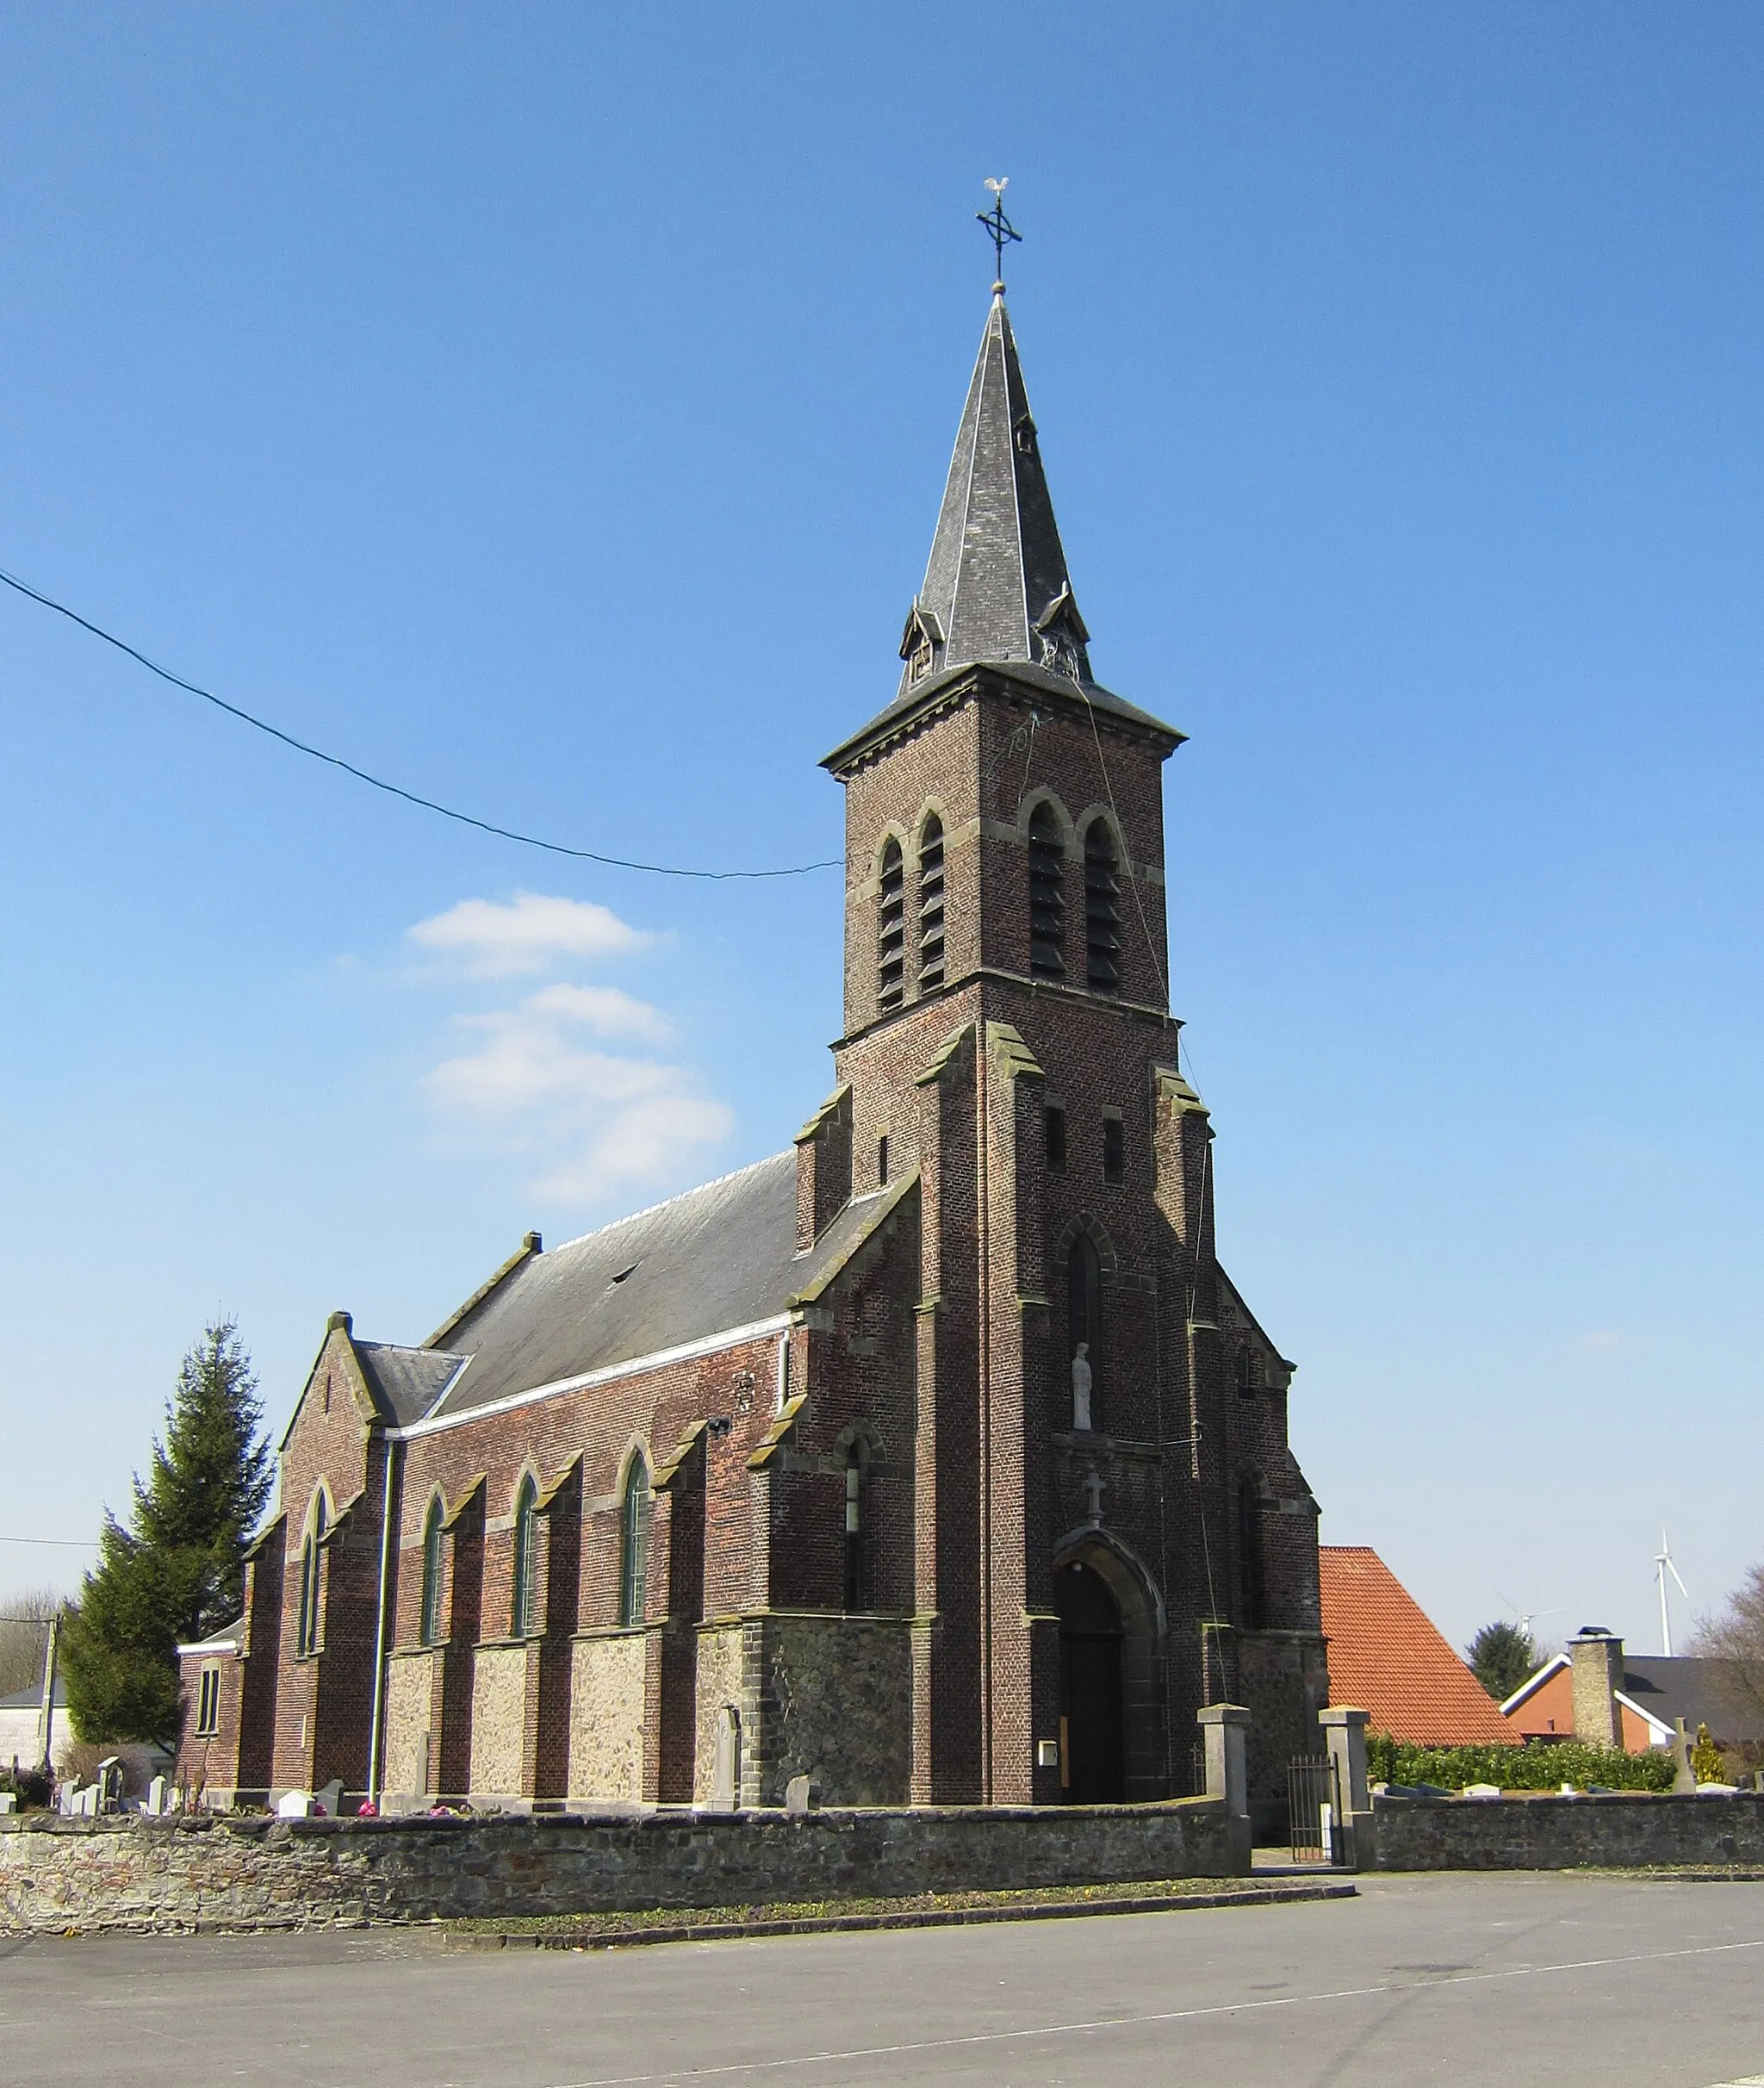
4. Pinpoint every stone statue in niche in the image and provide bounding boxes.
[1071,1343,1093,1432]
